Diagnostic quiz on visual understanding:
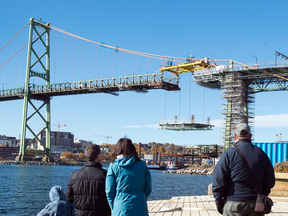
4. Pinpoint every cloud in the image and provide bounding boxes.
[255,107,268,111]
[255,114,288,127]
[123,125,142,128]
[123,124,159,129]
[144,124,159,128]
[210,119,224,127]
[93,115,288,130]
[210,114,288,128]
